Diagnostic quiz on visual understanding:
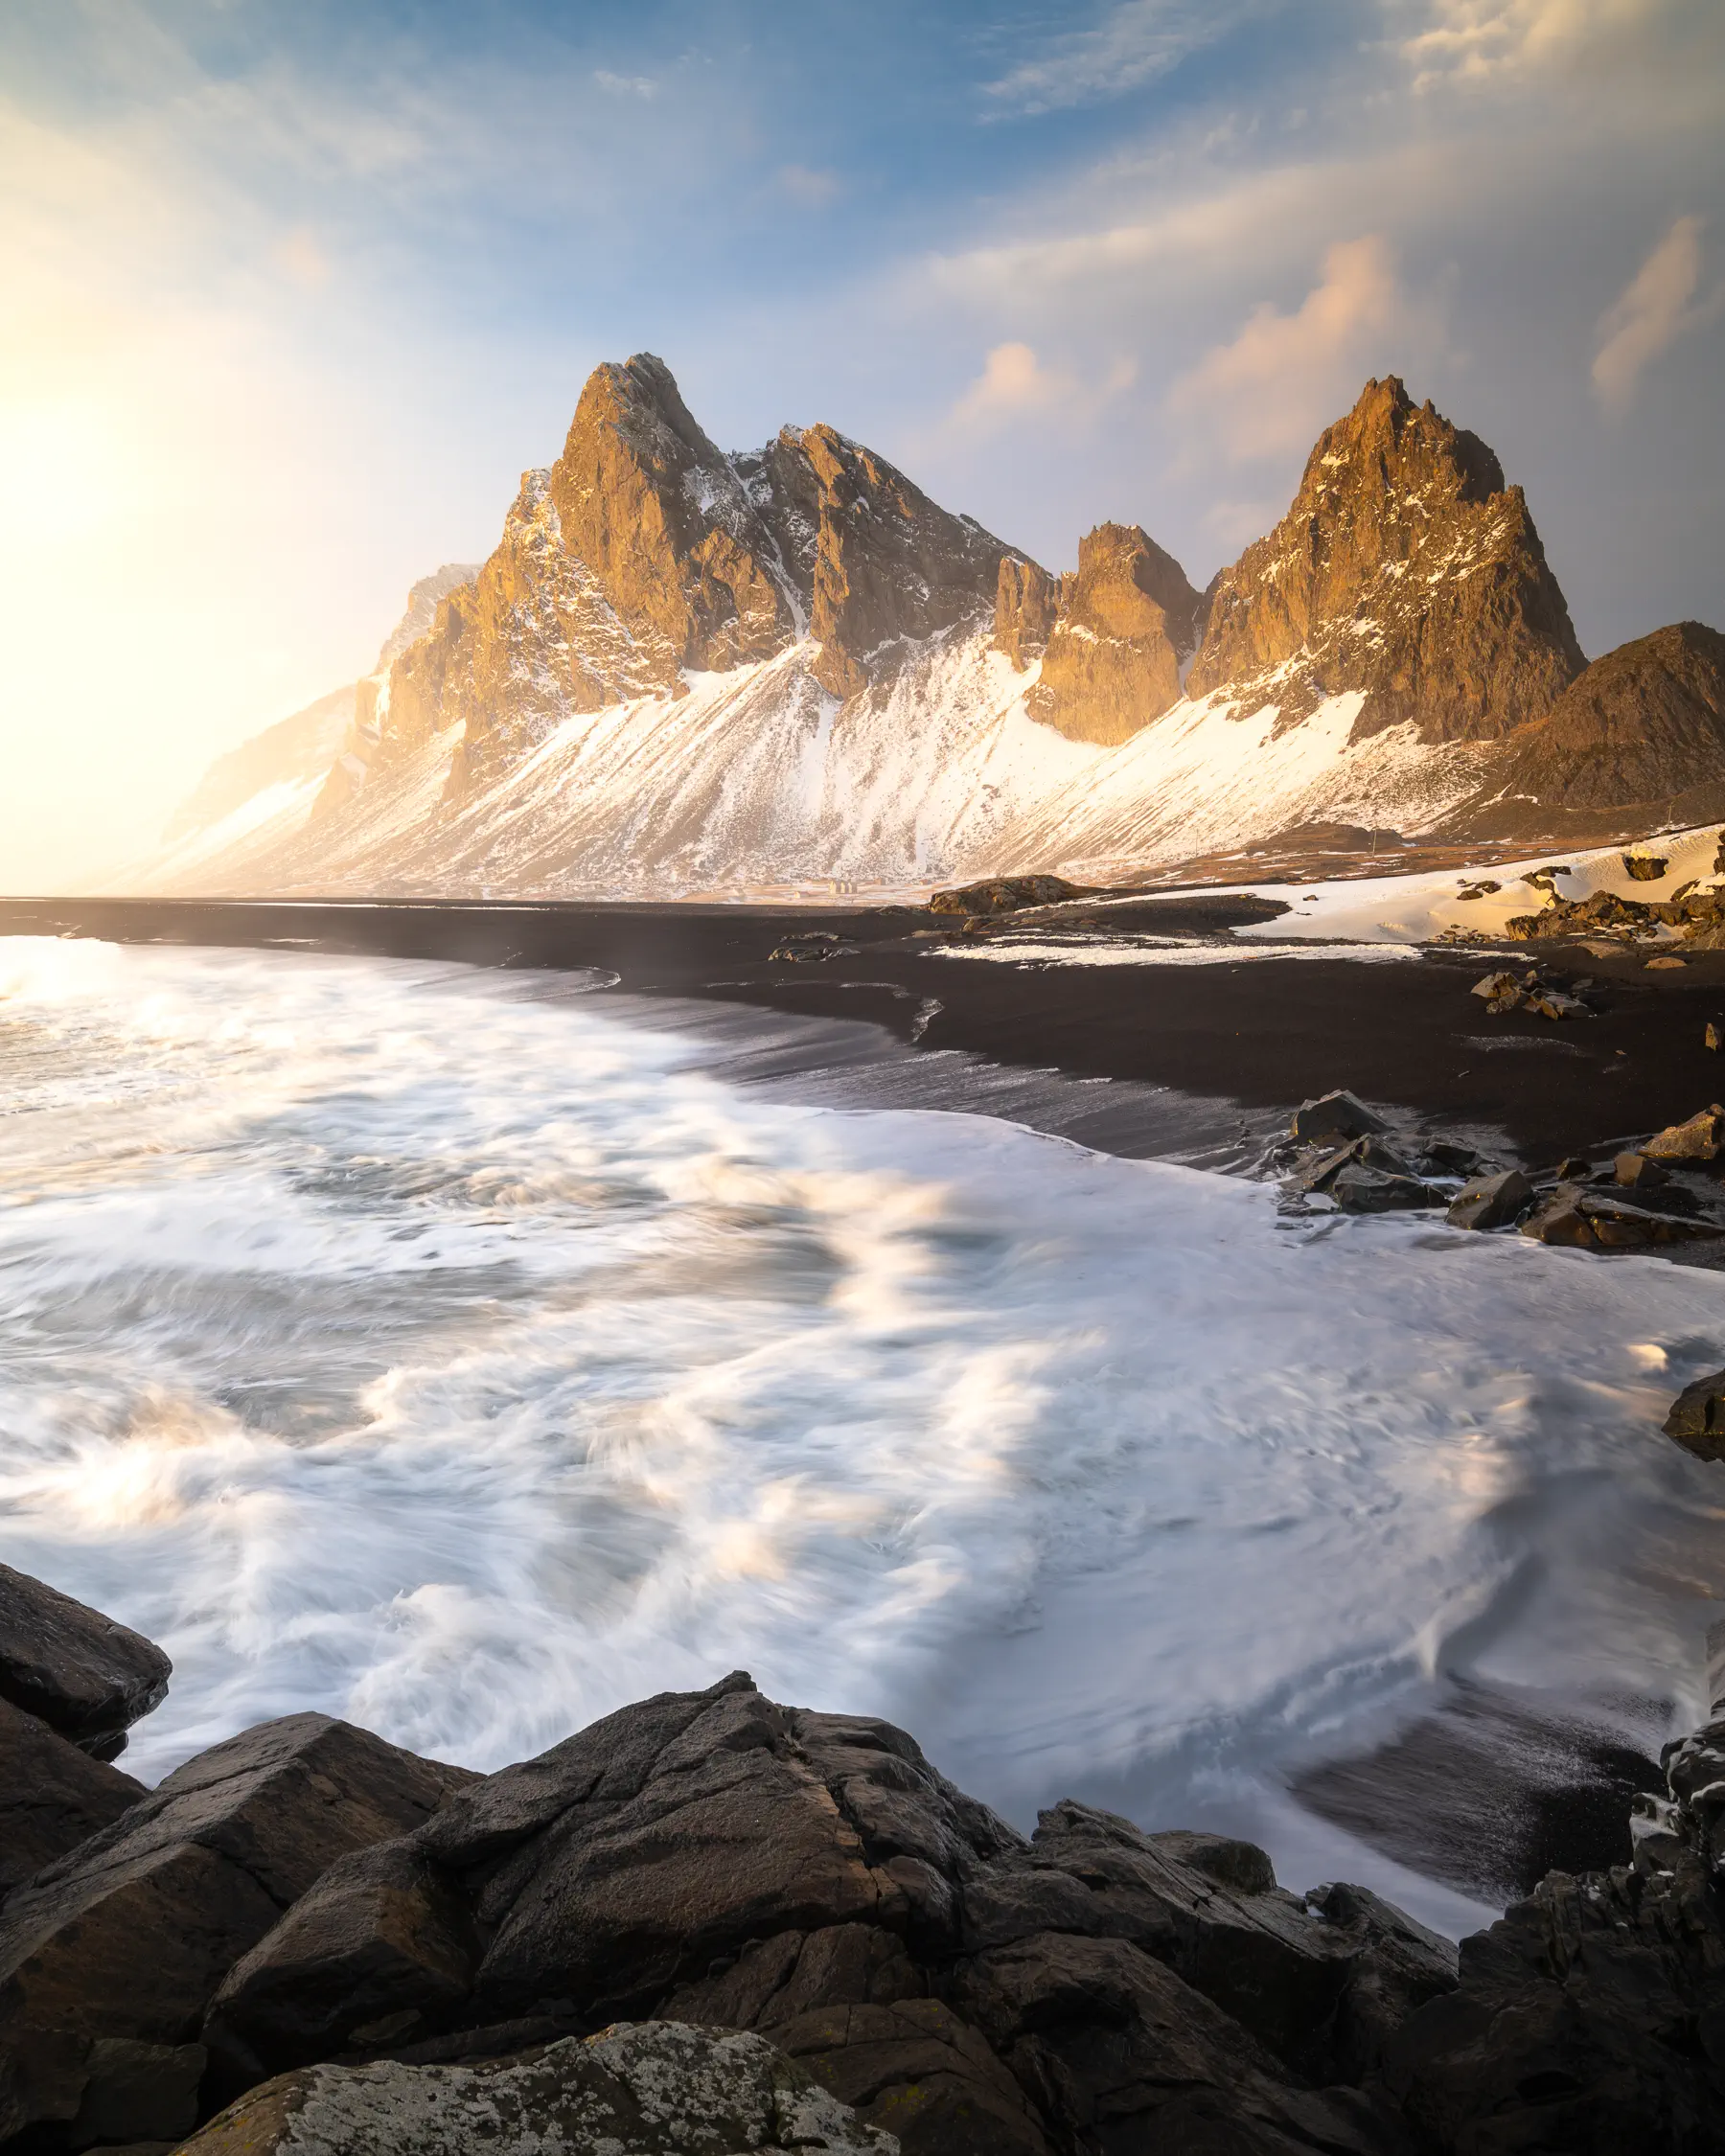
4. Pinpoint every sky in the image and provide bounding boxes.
[1,0,1721,890]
